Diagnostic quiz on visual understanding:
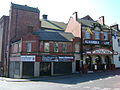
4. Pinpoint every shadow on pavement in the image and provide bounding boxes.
[28,69,120,84]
